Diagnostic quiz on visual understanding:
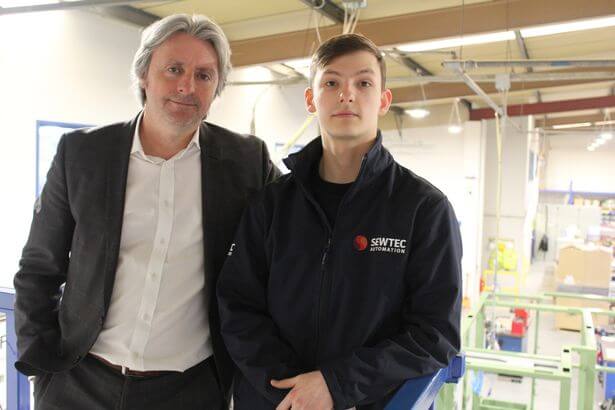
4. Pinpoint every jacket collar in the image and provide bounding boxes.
[283,130,394,190]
